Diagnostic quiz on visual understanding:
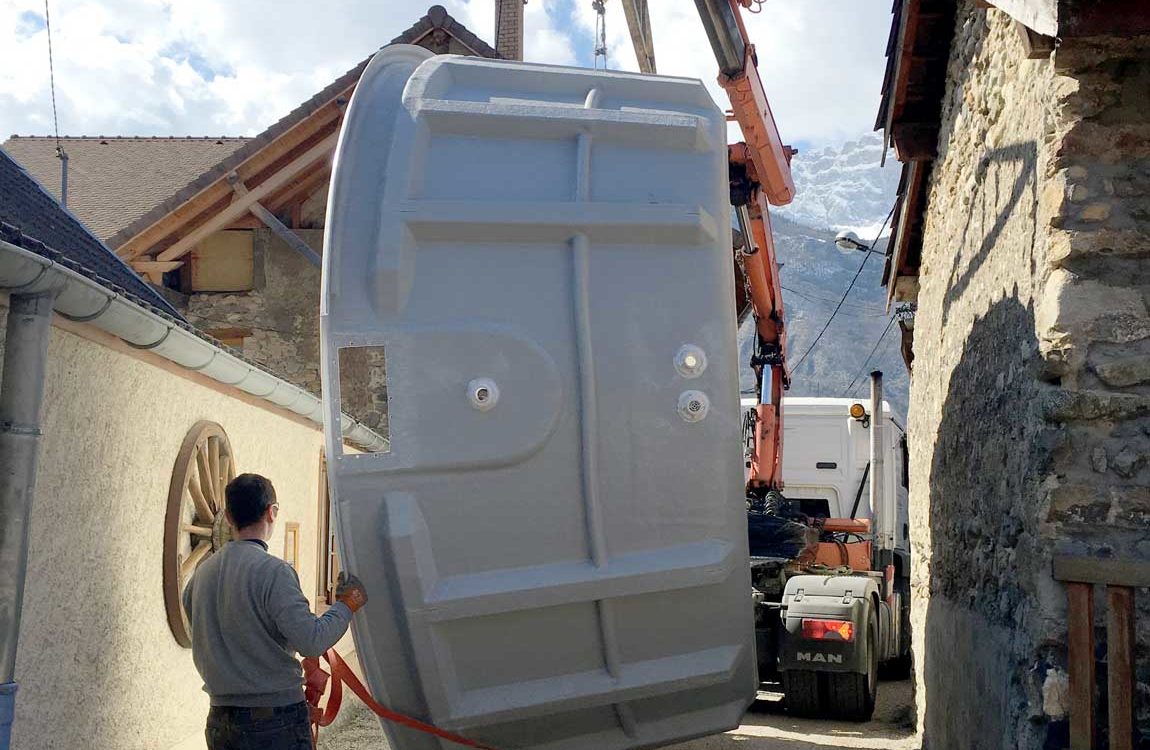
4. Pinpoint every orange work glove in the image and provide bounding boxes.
[335,572,368,613]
